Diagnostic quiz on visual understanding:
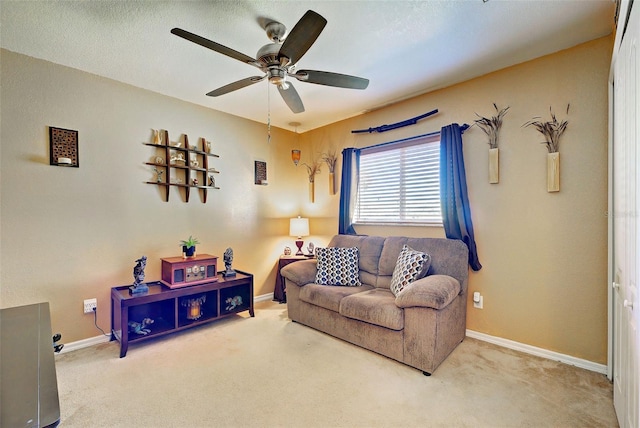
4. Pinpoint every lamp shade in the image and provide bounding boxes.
[289,217,309,238]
